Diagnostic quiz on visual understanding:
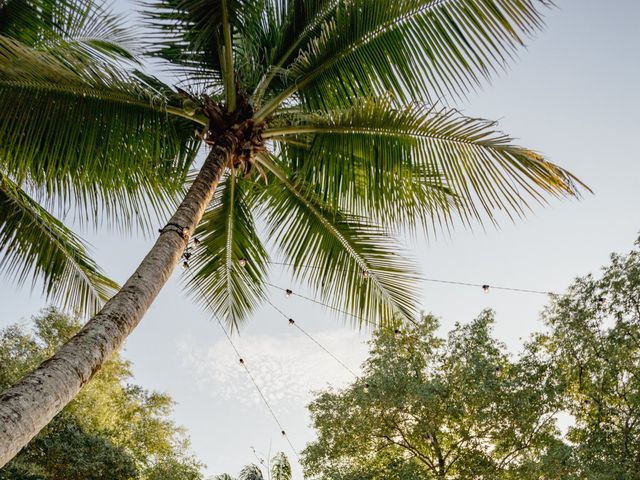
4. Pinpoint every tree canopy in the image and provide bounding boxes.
[0,308,204,480]
[303,238,640,479]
